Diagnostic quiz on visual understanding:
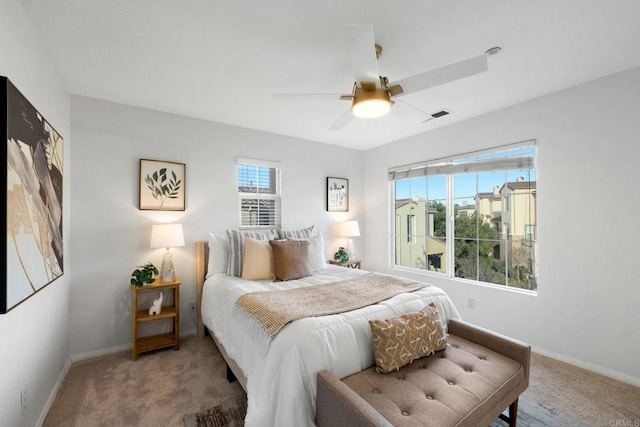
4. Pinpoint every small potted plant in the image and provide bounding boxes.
[130,262,158,286]
[334,247,349,263]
